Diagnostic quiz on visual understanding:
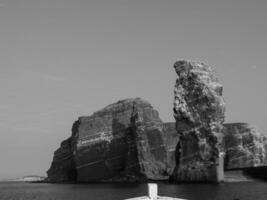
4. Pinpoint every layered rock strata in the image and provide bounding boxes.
[46,137,77,182]
[224,123,266,170]
[74,98,174,182]
[47,98,178,182]
[172,60,225,182]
